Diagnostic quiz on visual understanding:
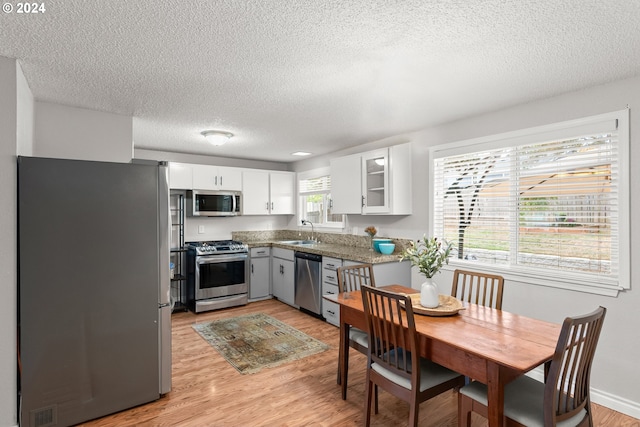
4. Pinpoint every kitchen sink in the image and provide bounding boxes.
[278,240,318,246]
